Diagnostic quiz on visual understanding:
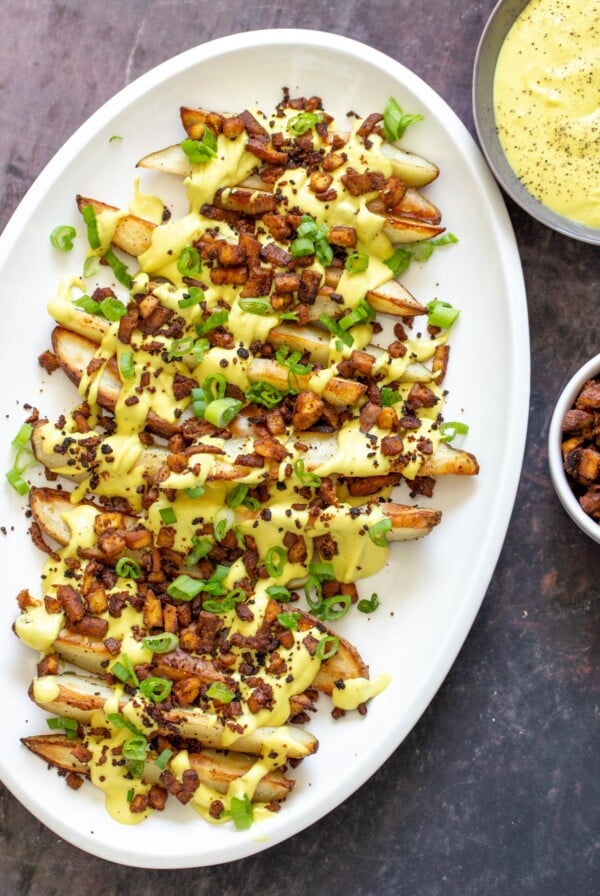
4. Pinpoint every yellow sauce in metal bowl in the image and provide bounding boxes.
[494,0,600,229]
